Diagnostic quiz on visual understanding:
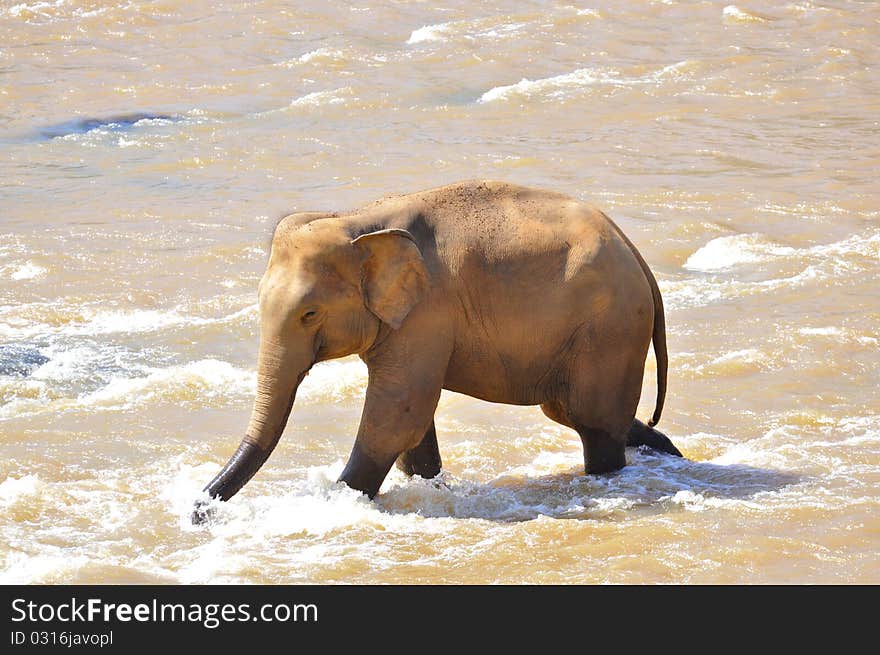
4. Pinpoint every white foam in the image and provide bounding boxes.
[680,348,768,377]
[0,303,257,340]
[479,68,613,103]
[0,475,41,506]
[28,344,111,384]
[662,489,761,512]
[661,278,725,308]
[8,412,875,583]
[798,327,843,337]
[684,234,796,271]
[836,415,880,436]
[296,48,346,64]
[1,357,254,418]
[297,358,367,403]
[289,88,350,108]
[8,261,46,281]
[651,60,695,81]
[476,62,689,104]
[671,229,880,311]
[709,415,880,476]
[663,264,828,308]
[0,551,91,584]
[407,19,527,46]
[1,354,370,418]
[132,117,174,128]
[710,348,763,365]
[4,1,66,19]
[786,2,831,14]
[478,22,526,39]
[78,359,255,410]
[811,229,880,260]
[406,22,453,44]
[78,308,206,334]
[179,441,800,535]
[722,5,767,22]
